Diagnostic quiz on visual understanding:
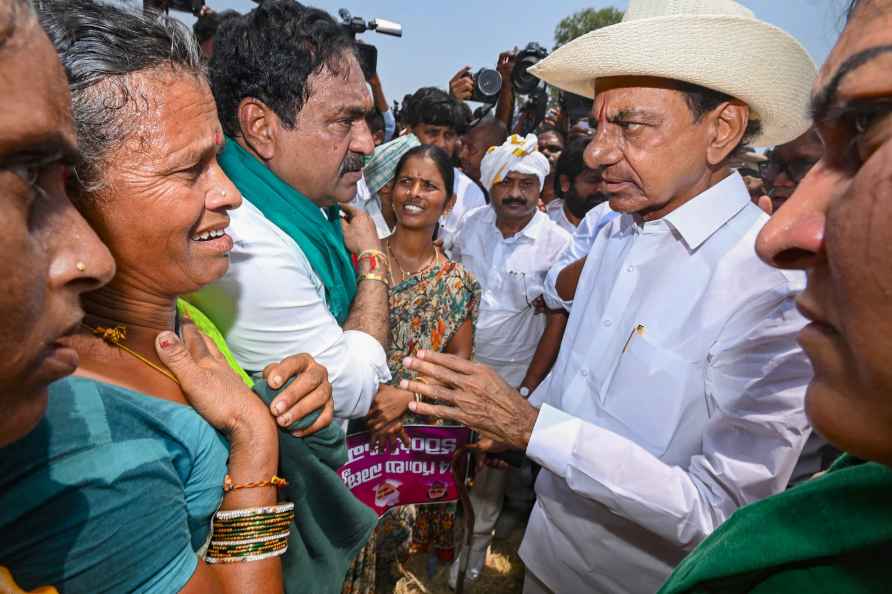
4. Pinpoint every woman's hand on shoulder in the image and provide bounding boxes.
[155,320,276,447]
[263,354,333,437]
